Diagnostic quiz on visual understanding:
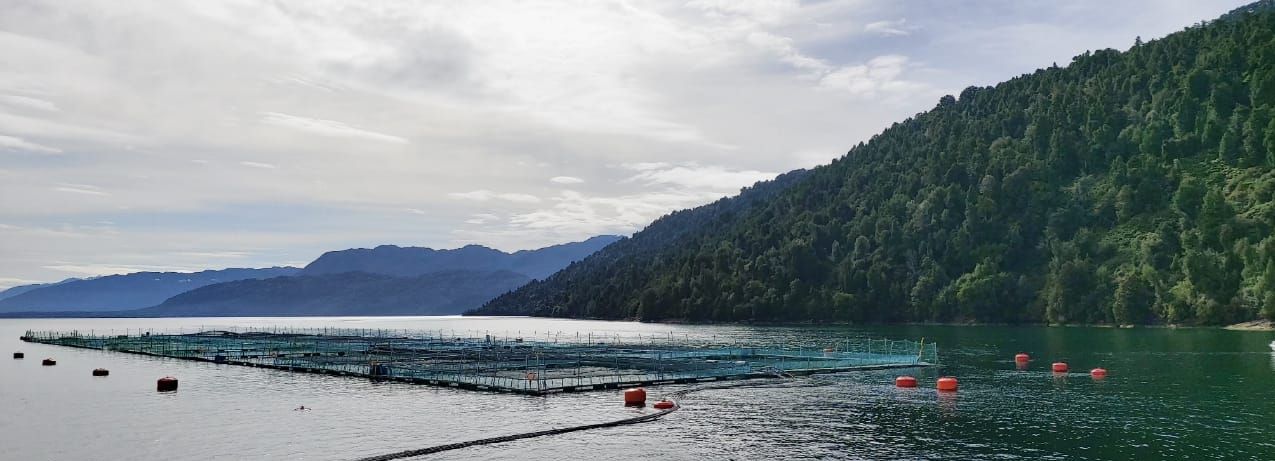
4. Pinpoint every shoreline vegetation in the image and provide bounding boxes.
[5,311,1272,331]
